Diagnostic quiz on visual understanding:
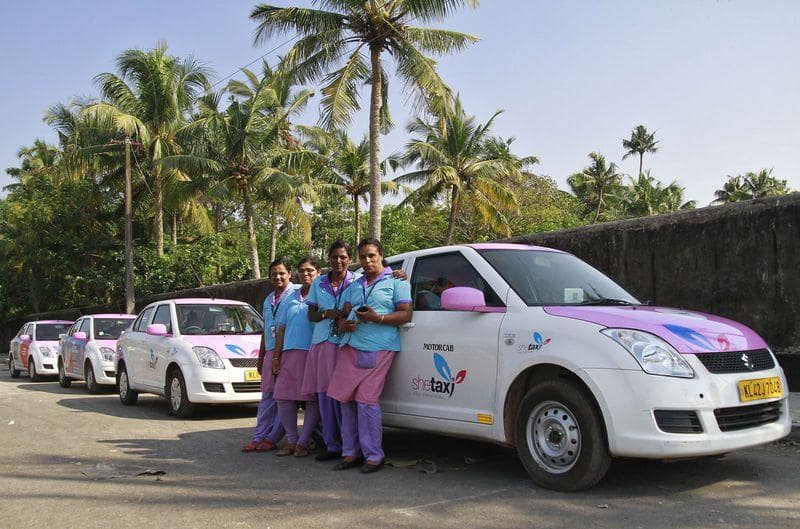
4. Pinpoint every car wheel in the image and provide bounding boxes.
[167,368,196,419]
[58,359,72,388]
[9,355,20,378]
[118,363,139,405]
[515,378,611,492]
[85,362,100,394]
[28,358,41,382]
